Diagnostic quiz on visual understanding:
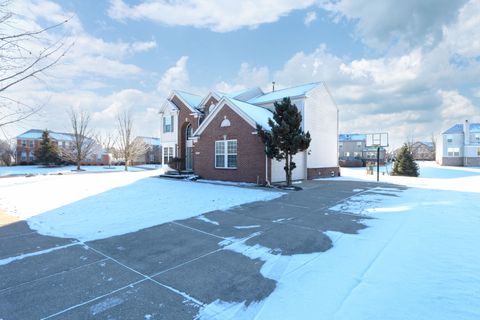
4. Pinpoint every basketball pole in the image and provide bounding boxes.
[377,146,380,182]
